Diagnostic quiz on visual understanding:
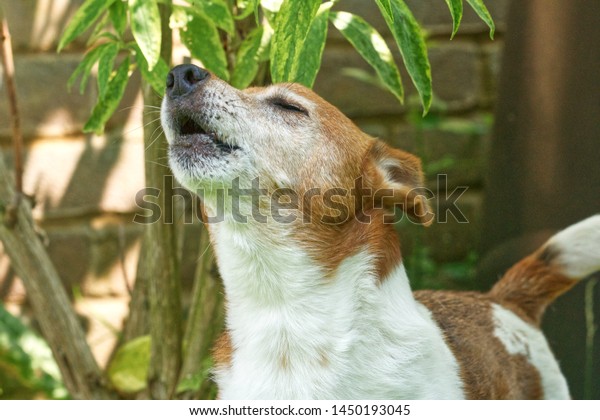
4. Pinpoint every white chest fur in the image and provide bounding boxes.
[210,222,465,399]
